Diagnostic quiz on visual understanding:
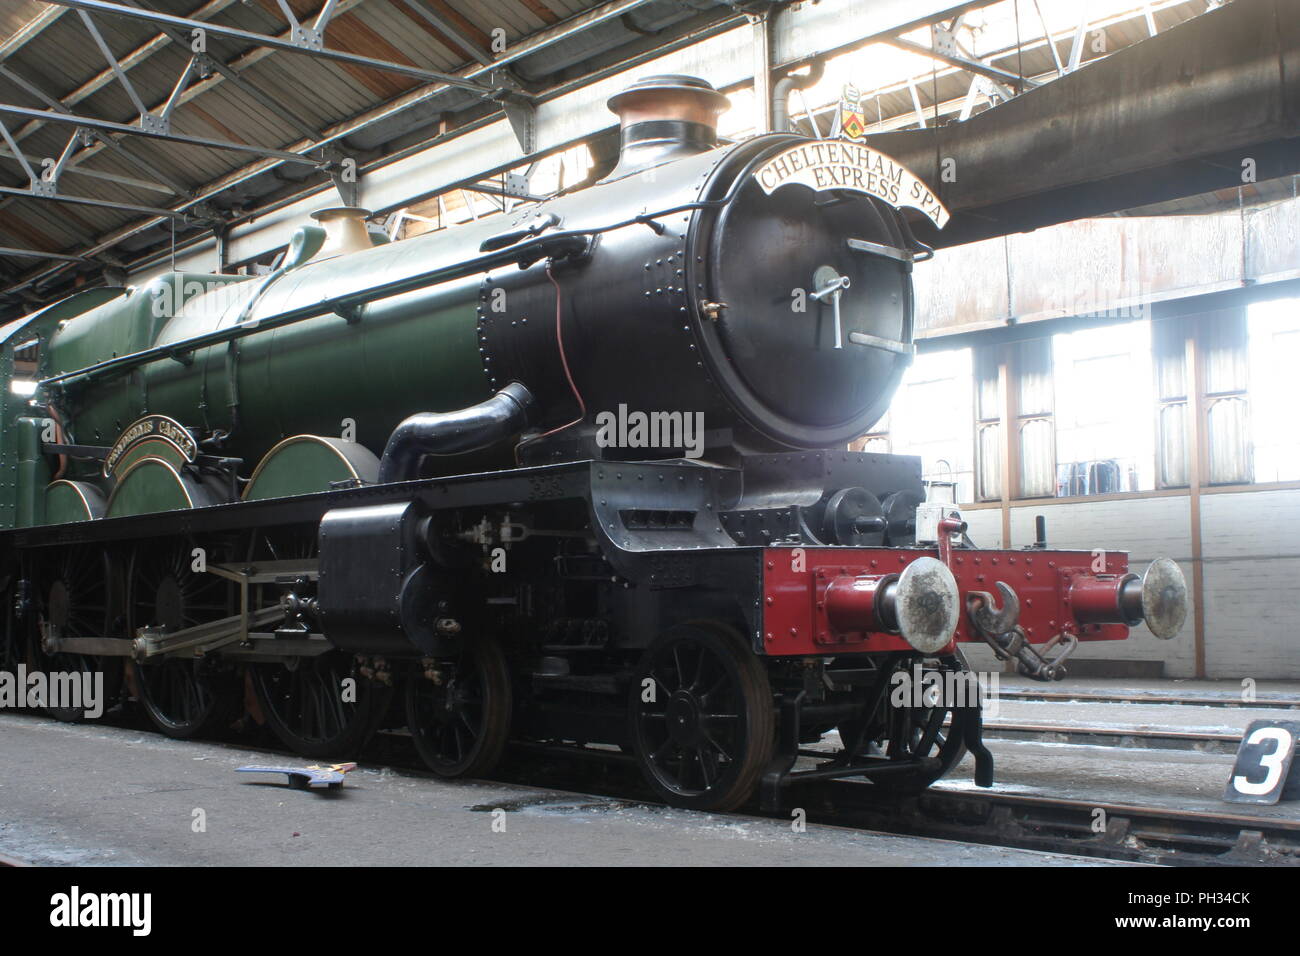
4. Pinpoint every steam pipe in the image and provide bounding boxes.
[772,61,826,134]
[378,382,536,484]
